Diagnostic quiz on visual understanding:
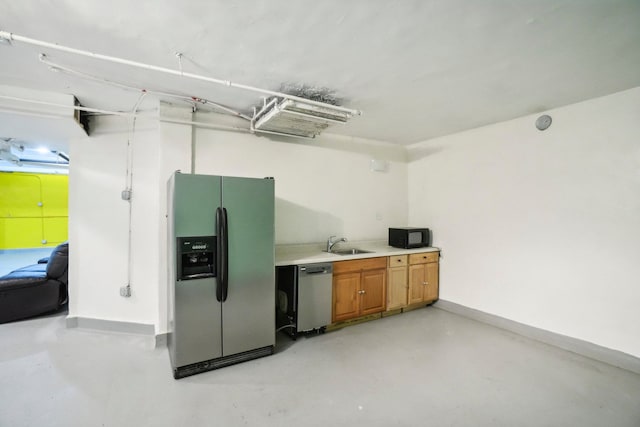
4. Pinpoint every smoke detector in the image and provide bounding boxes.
[535,115,552,131]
